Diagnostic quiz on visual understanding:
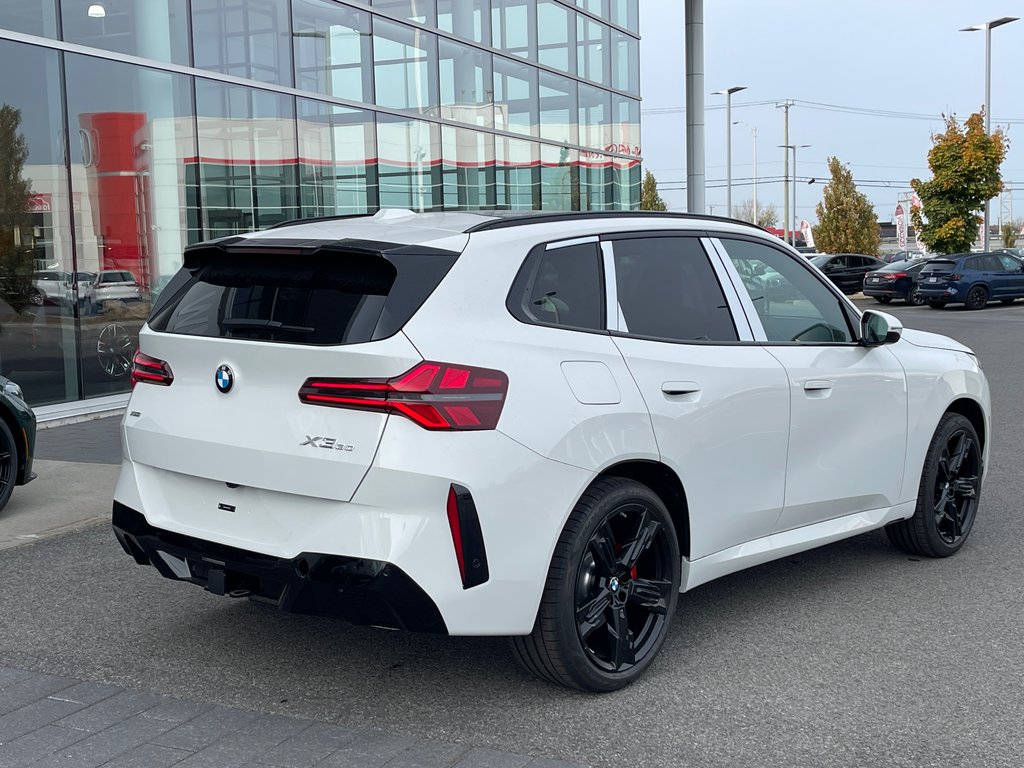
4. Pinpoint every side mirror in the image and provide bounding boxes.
[860,310,903,346]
